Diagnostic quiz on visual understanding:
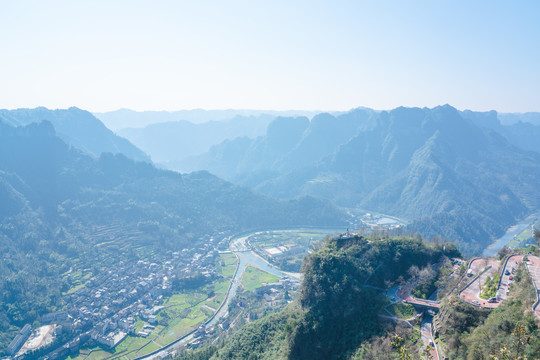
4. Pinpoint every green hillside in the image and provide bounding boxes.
[0,121,348,353]
[193,236,453,360]
[183,238,540,360]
